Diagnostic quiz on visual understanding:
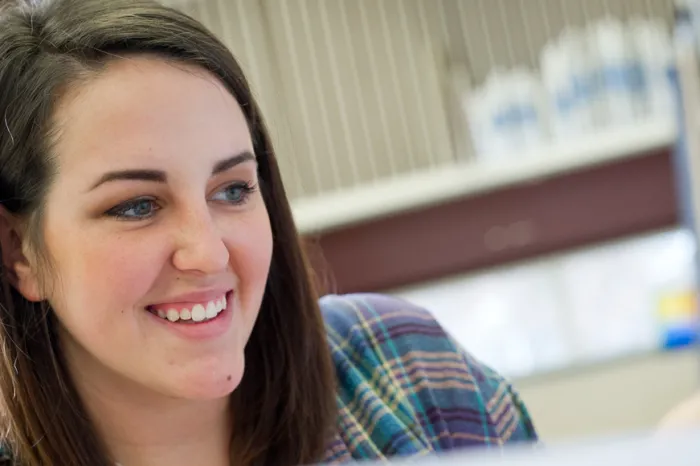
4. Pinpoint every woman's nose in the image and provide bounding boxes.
[171,209,230,275]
